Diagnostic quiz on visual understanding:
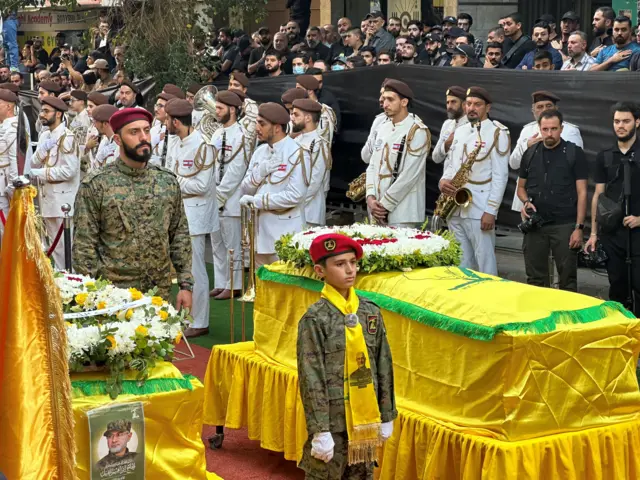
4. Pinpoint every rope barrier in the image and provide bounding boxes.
[46,222,65,258]
[0,210,5,227]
